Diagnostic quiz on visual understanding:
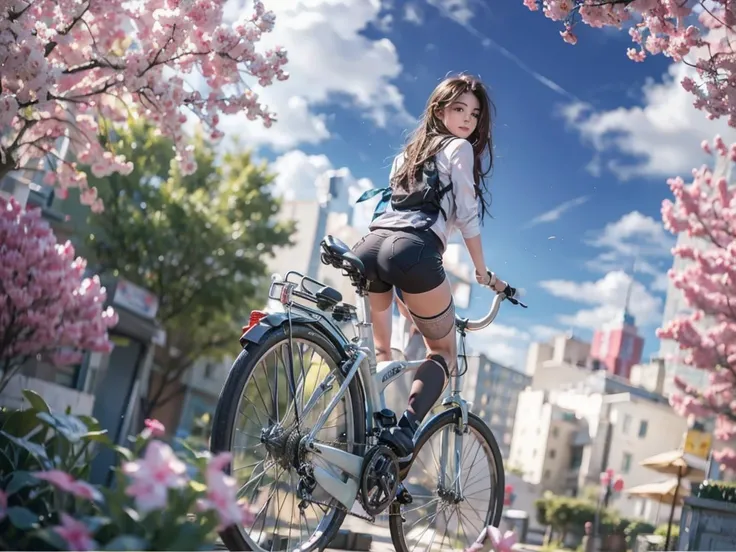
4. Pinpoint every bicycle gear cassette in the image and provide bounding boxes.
[359,445,400,517]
